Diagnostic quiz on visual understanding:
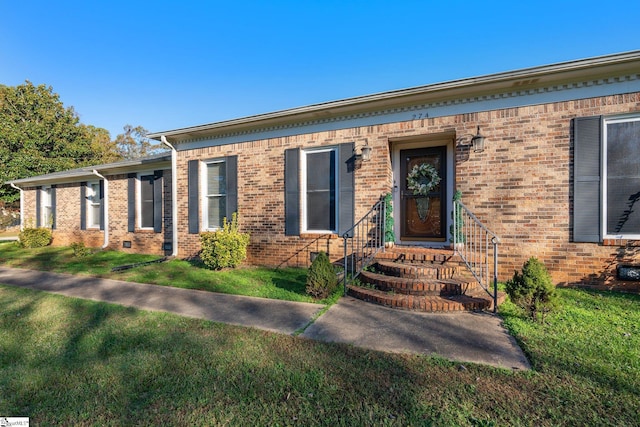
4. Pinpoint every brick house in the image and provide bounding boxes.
[9,154,173,255]
[8,51,640,290]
